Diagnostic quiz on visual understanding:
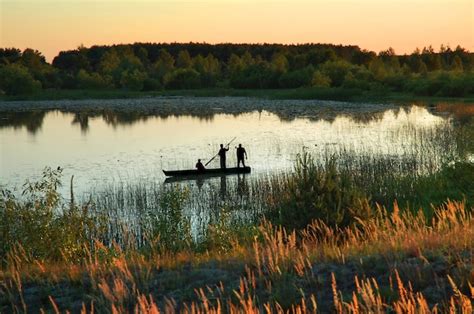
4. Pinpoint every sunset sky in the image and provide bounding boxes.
[1,0,472,61]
